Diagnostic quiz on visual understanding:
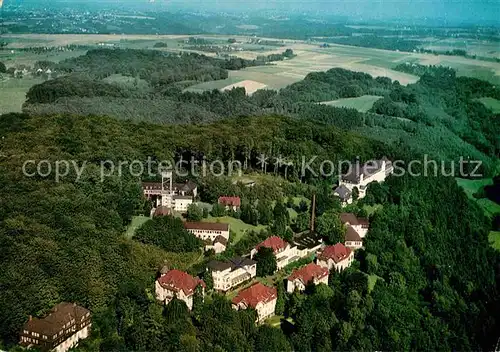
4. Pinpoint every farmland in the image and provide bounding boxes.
[0,77,44,114]
[320,95,382,112]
